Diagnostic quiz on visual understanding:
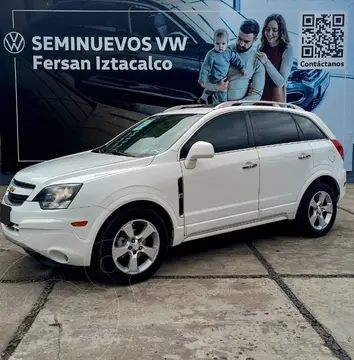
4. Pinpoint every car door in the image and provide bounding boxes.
[248,109,314,218]
[179,110,260,236]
